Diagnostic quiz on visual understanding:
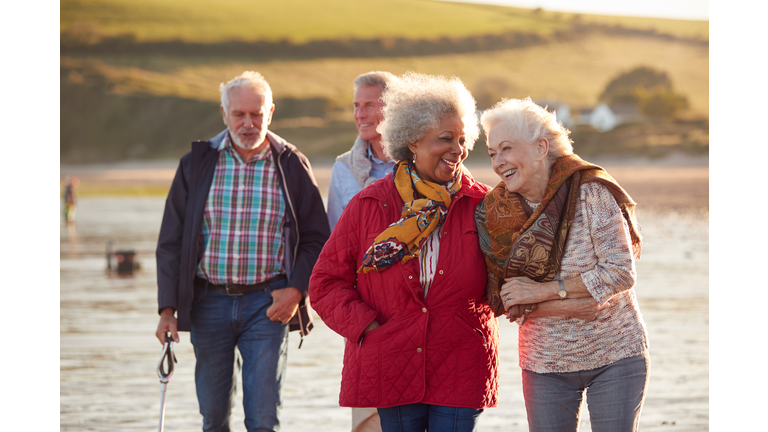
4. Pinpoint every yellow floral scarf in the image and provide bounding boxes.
[358,160,463,273]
